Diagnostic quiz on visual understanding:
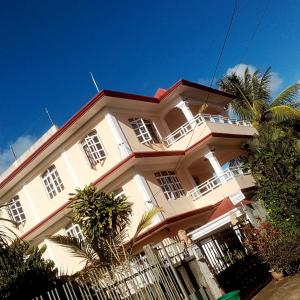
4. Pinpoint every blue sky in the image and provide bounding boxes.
[1,0,300,172]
